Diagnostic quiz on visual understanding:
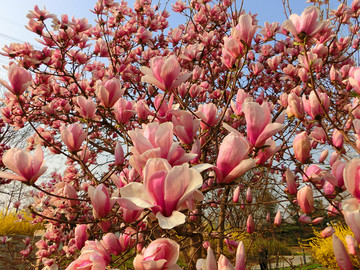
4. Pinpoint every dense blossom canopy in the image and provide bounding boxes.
[1,0,360,269]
